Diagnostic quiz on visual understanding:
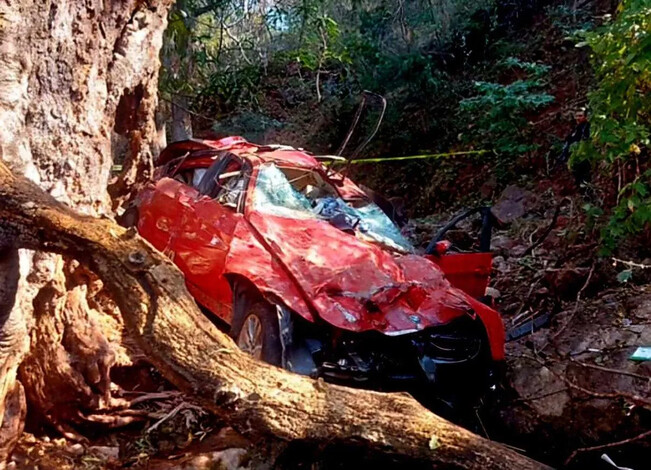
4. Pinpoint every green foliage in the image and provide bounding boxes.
[459,59,554,157]
[545,2,595,34]
[574,0,651,251]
